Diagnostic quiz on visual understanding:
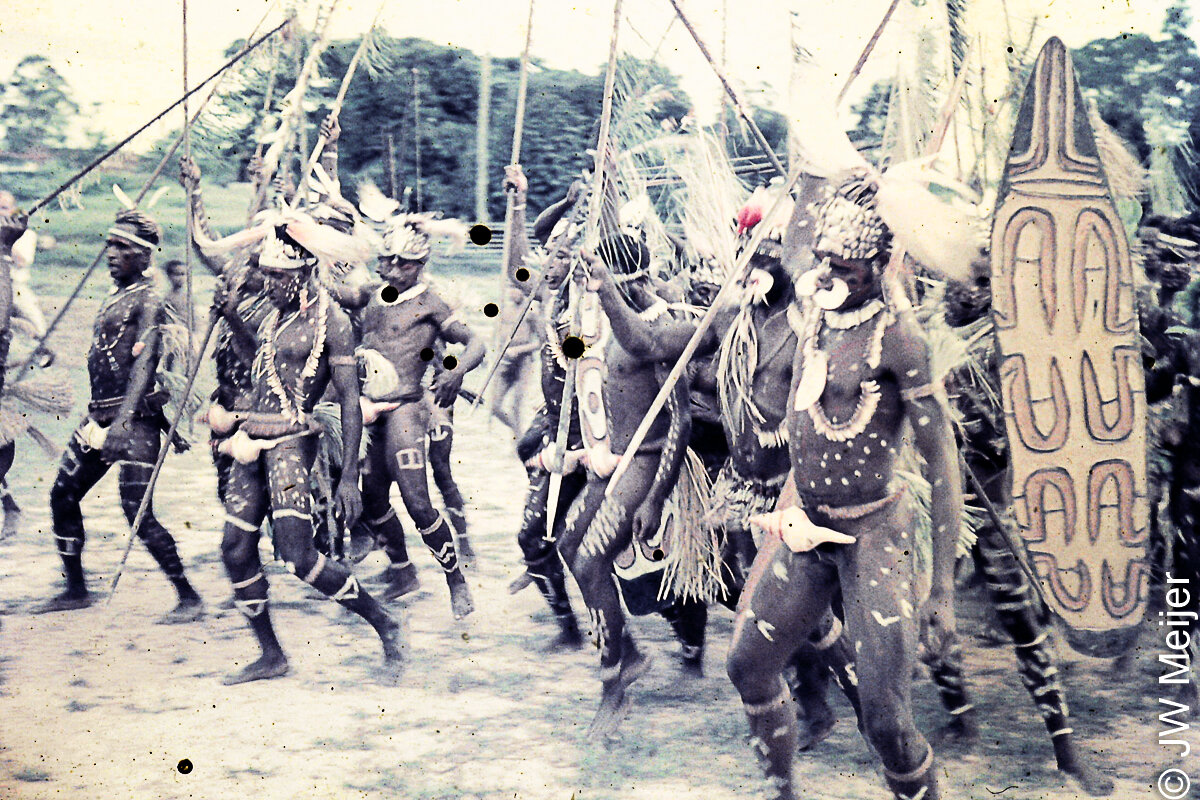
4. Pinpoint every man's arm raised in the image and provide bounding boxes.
[581,248,711,363]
